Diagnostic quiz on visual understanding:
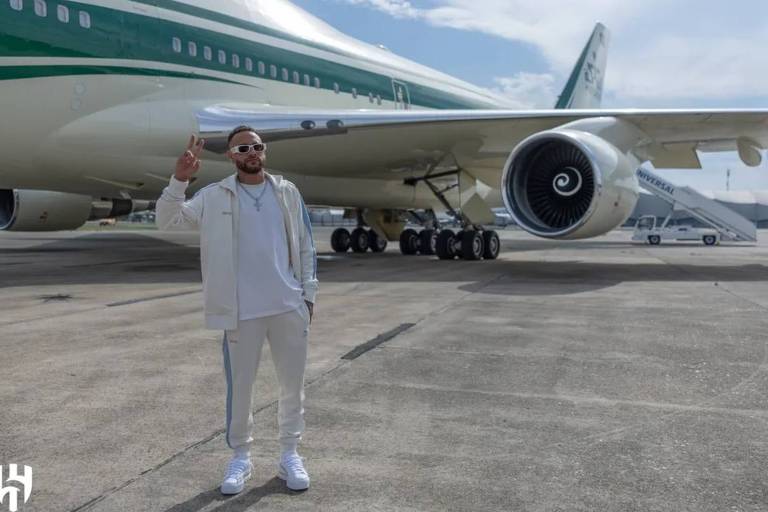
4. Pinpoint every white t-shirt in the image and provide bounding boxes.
[236,180,304,320]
